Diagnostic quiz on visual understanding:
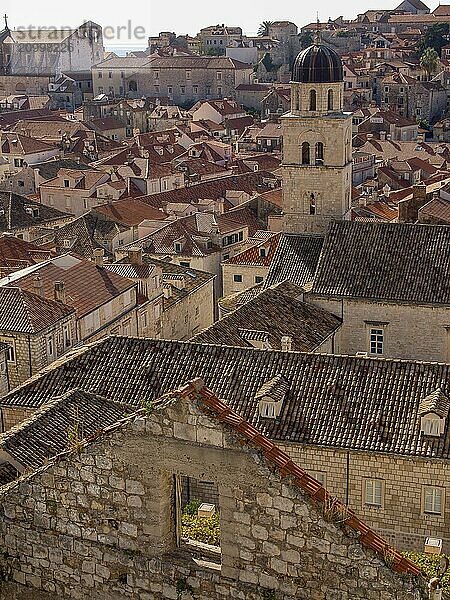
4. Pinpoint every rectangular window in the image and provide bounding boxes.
[423,487,444,515]
[193,85,198,94]
[233,274,243,283]
[14,158,23,168]
[255,276,264,284]
[364,479,383,507]
[4,341,15,363]
[370,328,384,355]
[180,261,190,268]
[63,179,70,188]
[47,336,54,358]
[63,325,72,349]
